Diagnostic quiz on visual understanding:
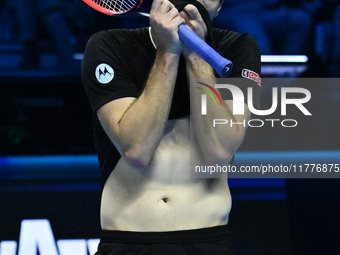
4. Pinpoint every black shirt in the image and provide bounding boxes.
[82,27,261,187]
